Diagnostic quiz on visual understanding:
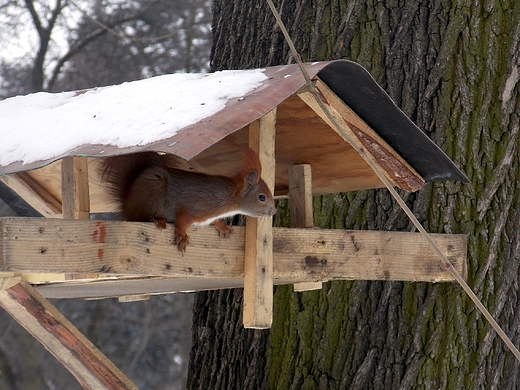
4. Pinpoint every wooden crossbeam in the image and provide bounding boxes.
[0,218,467,294]
[0,277,137,390]
[244,109,276,329]
[0,172,62,217]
